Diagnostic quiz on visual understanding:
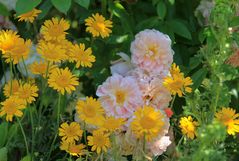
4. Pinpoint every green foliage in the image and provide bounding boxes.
[0,3,9,16]
[51,0,71,14]
[15,0,42,16]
